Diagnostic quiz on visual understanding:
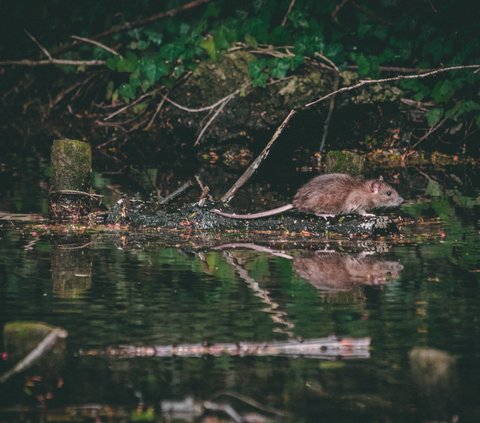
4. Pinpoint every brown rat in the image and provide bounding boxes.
[213,173,403,219]
[293,252,404,291]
